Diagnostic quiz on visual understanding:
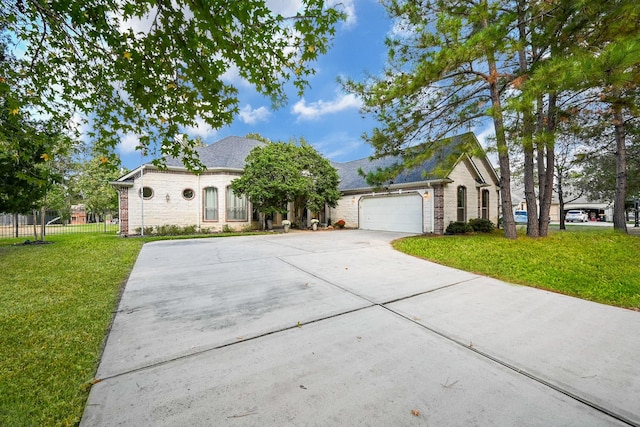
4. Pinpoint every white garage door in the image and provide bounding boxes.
[359,194,423,233]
